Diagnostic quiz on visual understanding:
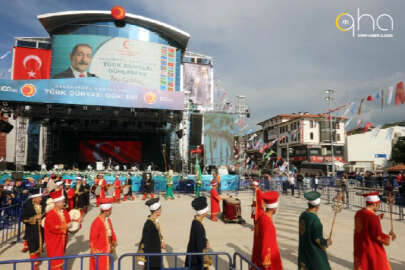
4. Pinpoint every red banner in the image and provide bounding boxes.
[12,47,51,80]
[79,140,142,163]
